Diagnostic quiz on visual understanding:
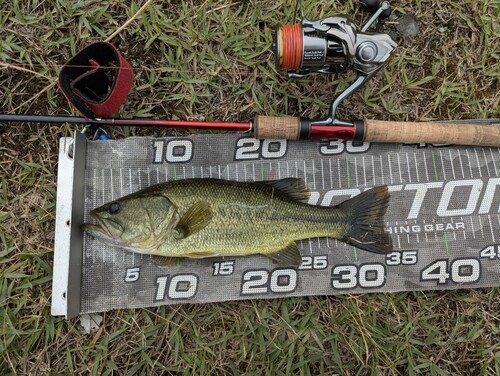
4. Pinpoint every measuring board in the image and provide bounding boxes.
[52,132,500,318]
